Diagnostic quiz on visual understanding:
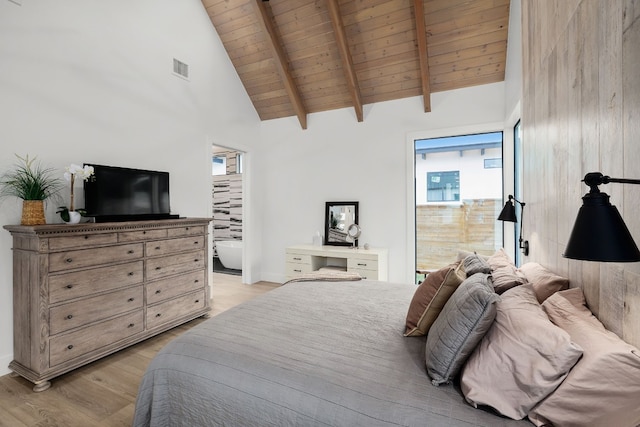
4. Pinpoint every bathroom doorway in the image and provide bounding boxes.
[212,146,244,277]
